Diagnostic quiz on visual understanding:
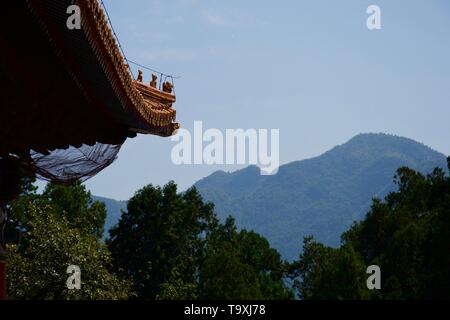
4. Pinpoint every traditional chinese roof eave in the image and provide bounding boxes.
[0,0,180,159]
[25,0,179,136]
[74,0,179,134]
